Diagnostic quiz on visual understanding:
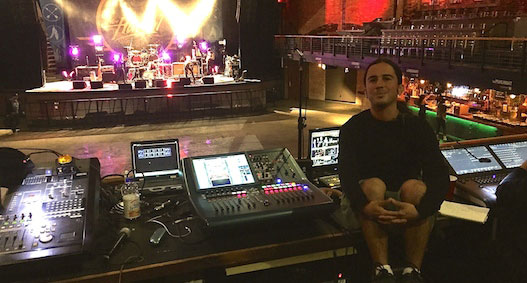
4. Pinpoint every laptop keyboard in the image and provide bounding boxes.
[318,174,341,188]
